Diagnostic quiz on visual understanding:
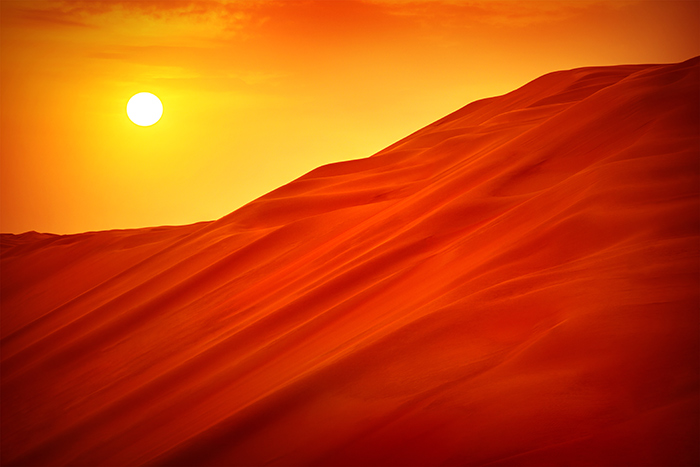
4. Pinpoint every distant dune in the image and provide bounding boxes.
[2,57,698,466]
